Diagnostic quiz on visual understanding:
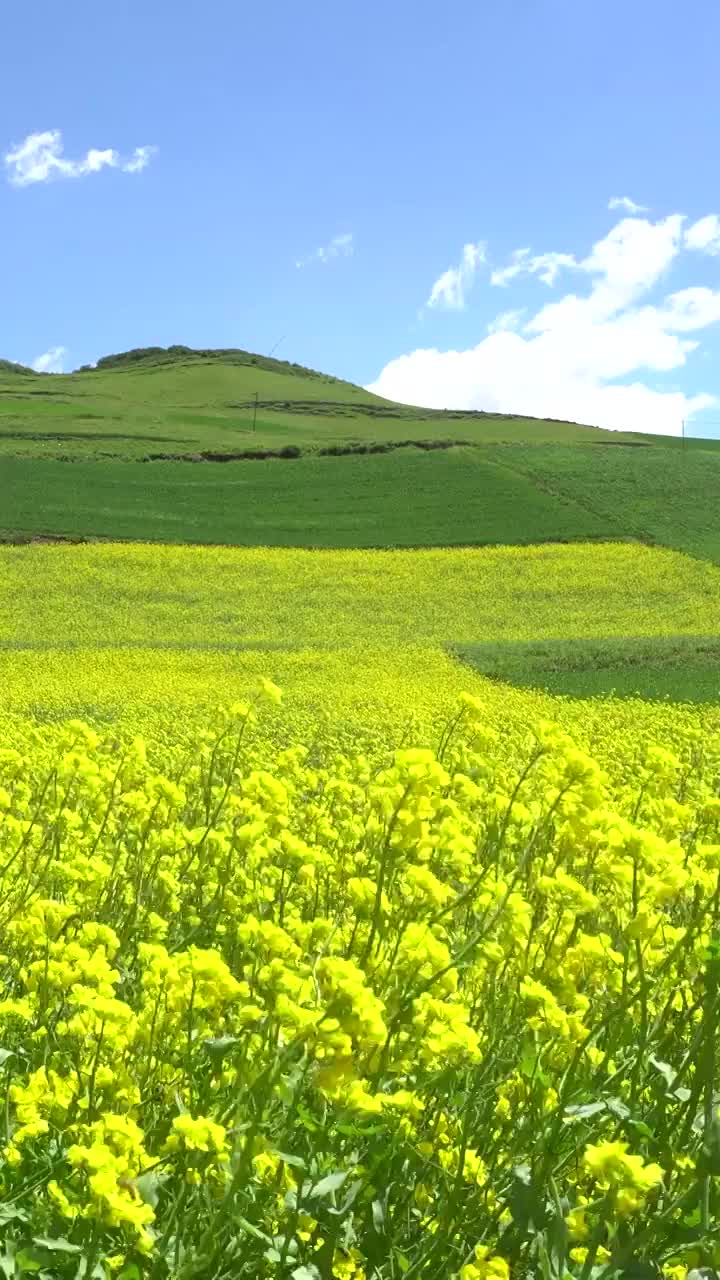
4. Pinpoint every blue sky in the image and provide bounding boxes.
[3,0,720,434]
